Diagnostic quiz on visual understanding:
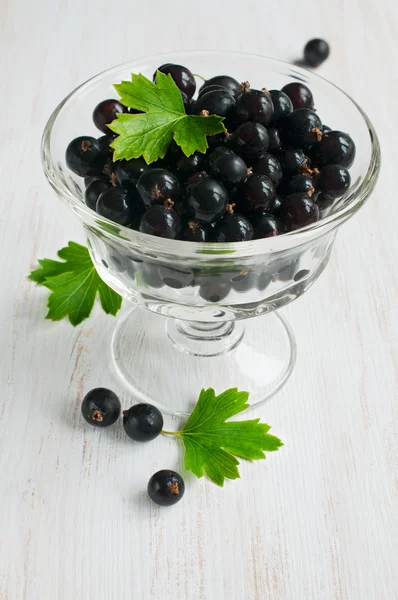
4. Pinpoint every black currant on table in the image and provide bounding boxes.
[304,38,330,67]
[123,403,163,442]
[81,388,121,427]
[93,99,127,134]
[147,470,185,506]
